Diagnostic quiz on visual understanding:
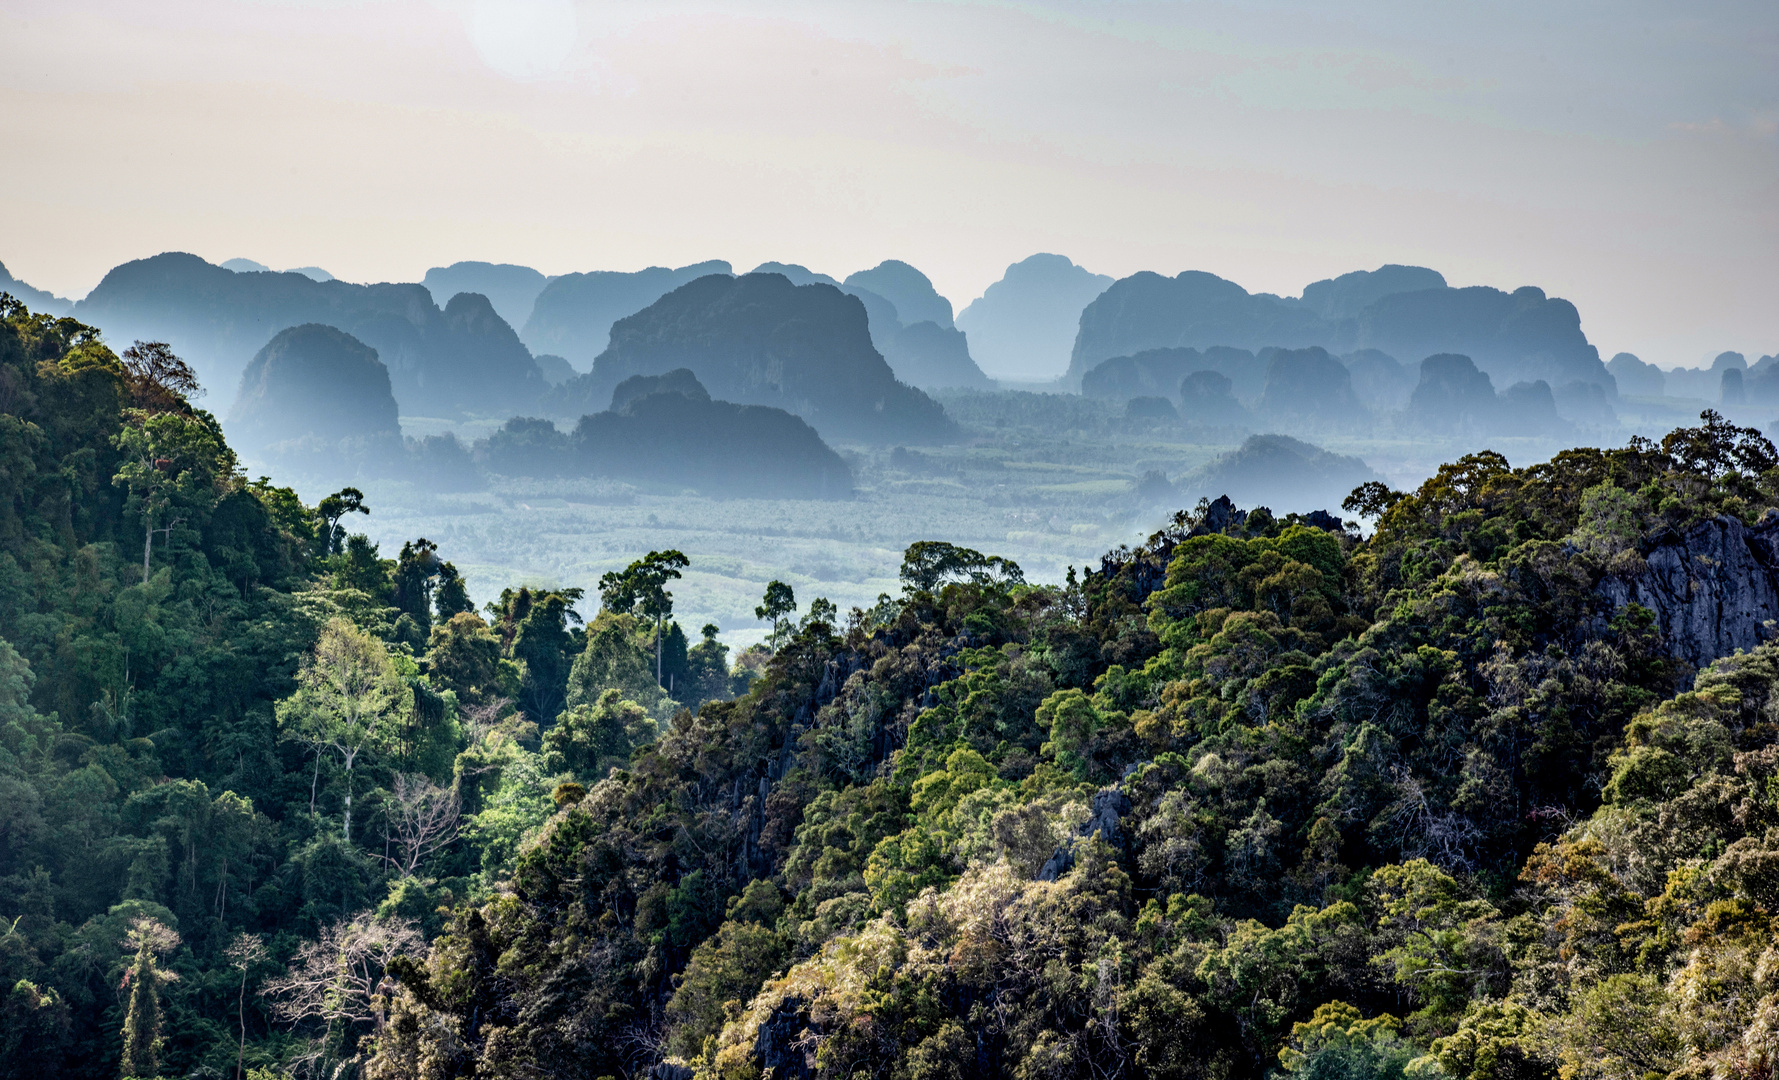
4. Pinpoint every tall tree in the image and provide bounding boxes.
[224,933,268,1080]
[276,618,410,841]
[119,340,202,413]
[119,916,180,1079]
[111,409,232,583]
[754,579,796,648]
[315,487,369,556]
[599,550,689,685]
